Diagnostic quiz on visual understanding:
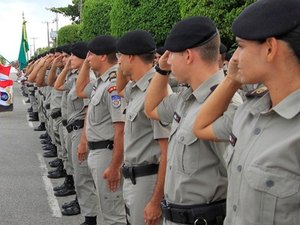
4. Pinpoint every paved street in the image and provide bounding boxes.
[0,82,81,225]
